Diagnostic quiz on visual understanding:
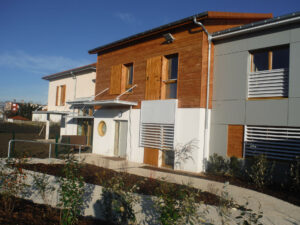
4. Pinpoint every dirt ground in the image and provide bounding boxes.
[0,195,114,225]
